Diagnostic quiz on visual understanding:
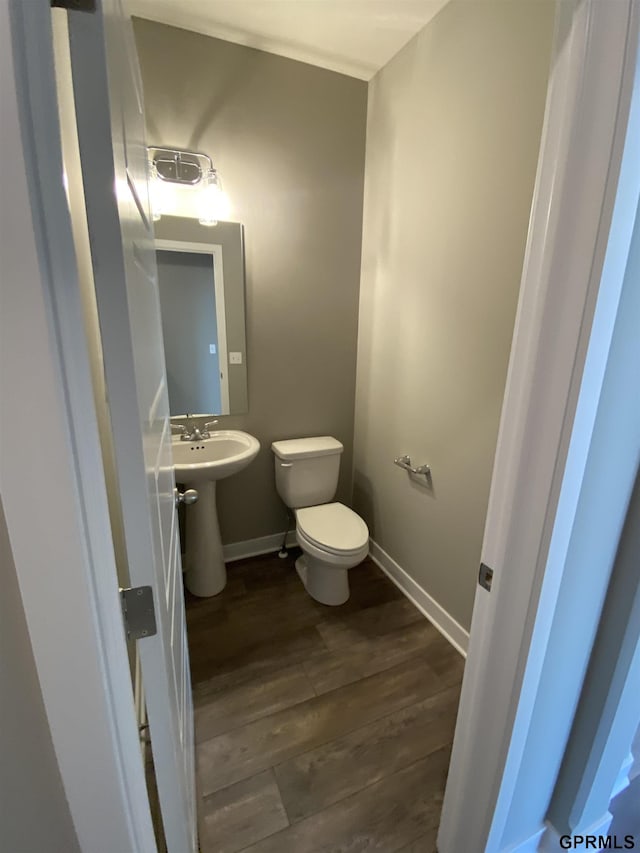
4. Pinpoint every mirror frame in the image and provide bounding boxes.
[156,239,230,414]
